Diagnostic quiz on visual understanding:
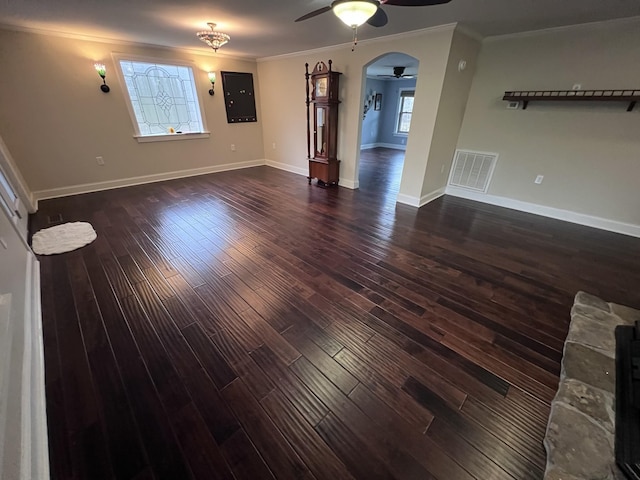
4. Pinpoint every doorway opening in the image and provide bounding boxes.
[359,53,418,201]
